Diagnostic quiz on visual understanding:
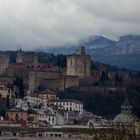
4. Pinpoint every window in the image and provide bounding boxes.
[29,134,34,137]
[38,133,42,137]
[31,73,34,77]
[52,117,55,122]
[13,133,16,136]
[58,134,62,137]
[70,60,72,66]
